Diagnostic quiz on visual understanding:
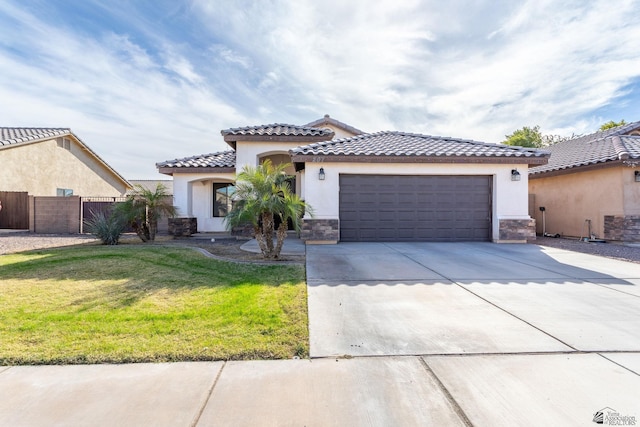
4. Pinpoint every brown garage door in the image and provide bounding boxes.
[339,175,492,242]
